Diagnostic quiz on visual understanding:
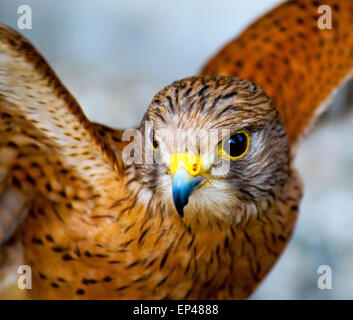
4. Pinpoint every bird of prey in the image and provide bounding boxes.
[0,0,352,299]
